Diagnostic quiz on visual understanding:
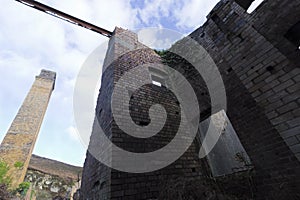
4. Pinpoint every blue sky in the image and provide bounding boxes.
[0,0,263,167]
